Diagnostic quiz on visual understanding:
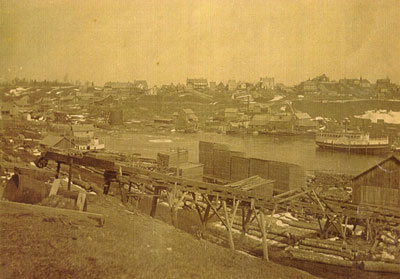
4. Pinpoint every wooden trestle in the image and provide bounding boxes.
[37,151,400,261]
